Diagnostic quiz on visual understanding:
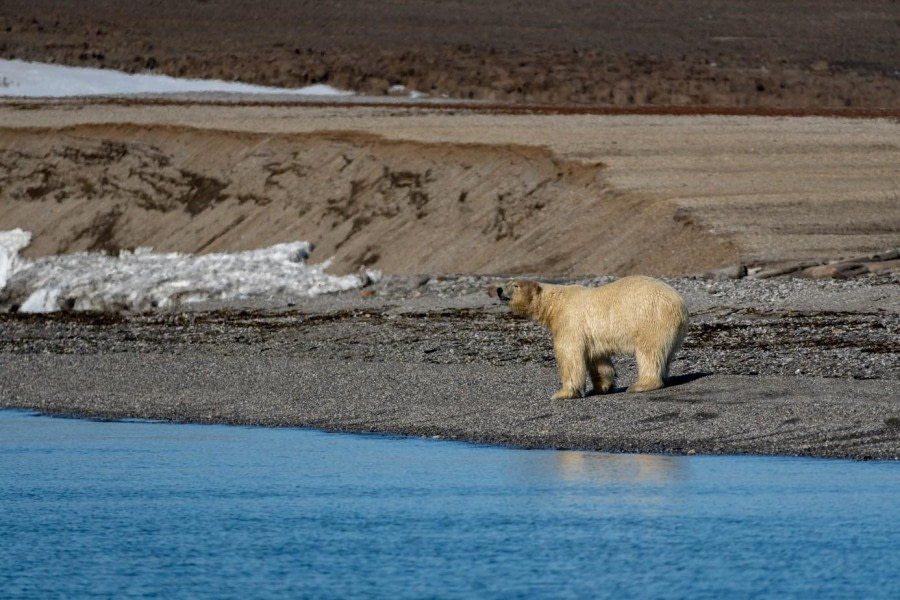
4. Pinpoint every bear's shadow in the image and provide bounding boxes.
[593,372,711,395]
